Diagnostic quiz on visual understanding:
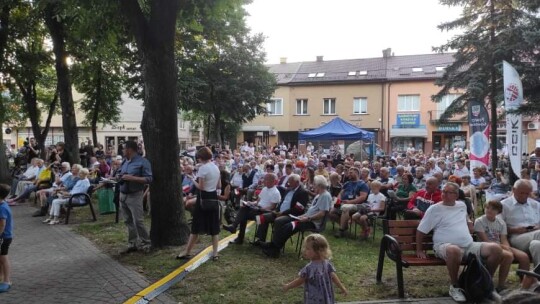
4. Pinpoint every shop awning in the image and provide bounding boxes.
[390,128,428,138]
